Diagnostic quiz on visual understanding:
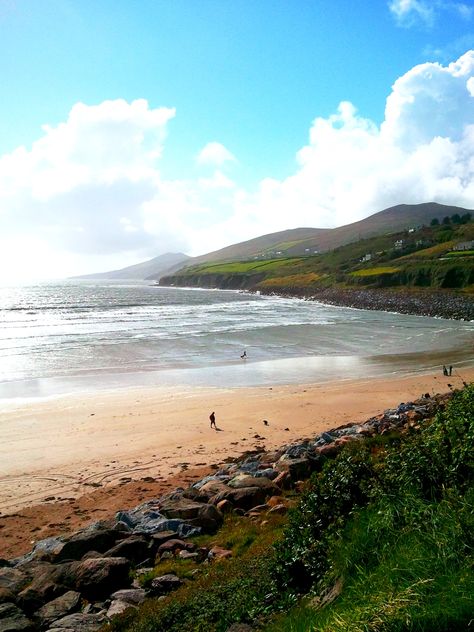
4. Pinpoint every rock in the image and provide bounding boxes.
[272,471,291,489]
[245,504,268,517]
[110,588,147,605]
[227,475,279,492]
[216,499,233,514]
[274,456,313,481]
[267,504,288,515]
[73,557,131,600]
[149,574,183,595]
[55,526,123,562]
[0,590,14,606]
[159,498,223,532]
[44,611,106,631]
[103,536,151,565]
[208,546,232,560]
[267,495,286,507]
[196,480,231,499]
[36,591,81,627]
[157,539,193,556]
[0,569,29,595]
[0,603,35,631]
[16,562,76,614]
[149,531,178,549]
[211,487,268,511]
[106,600,135,618]
[177,550,200,560]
